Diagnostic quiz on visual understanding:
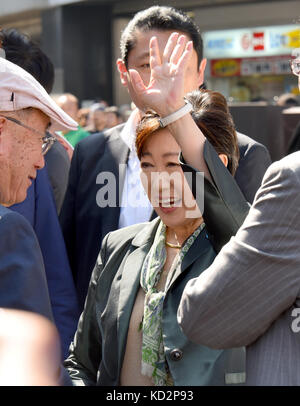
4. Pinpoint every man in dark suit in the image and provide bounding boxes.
[60,6,271,311]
